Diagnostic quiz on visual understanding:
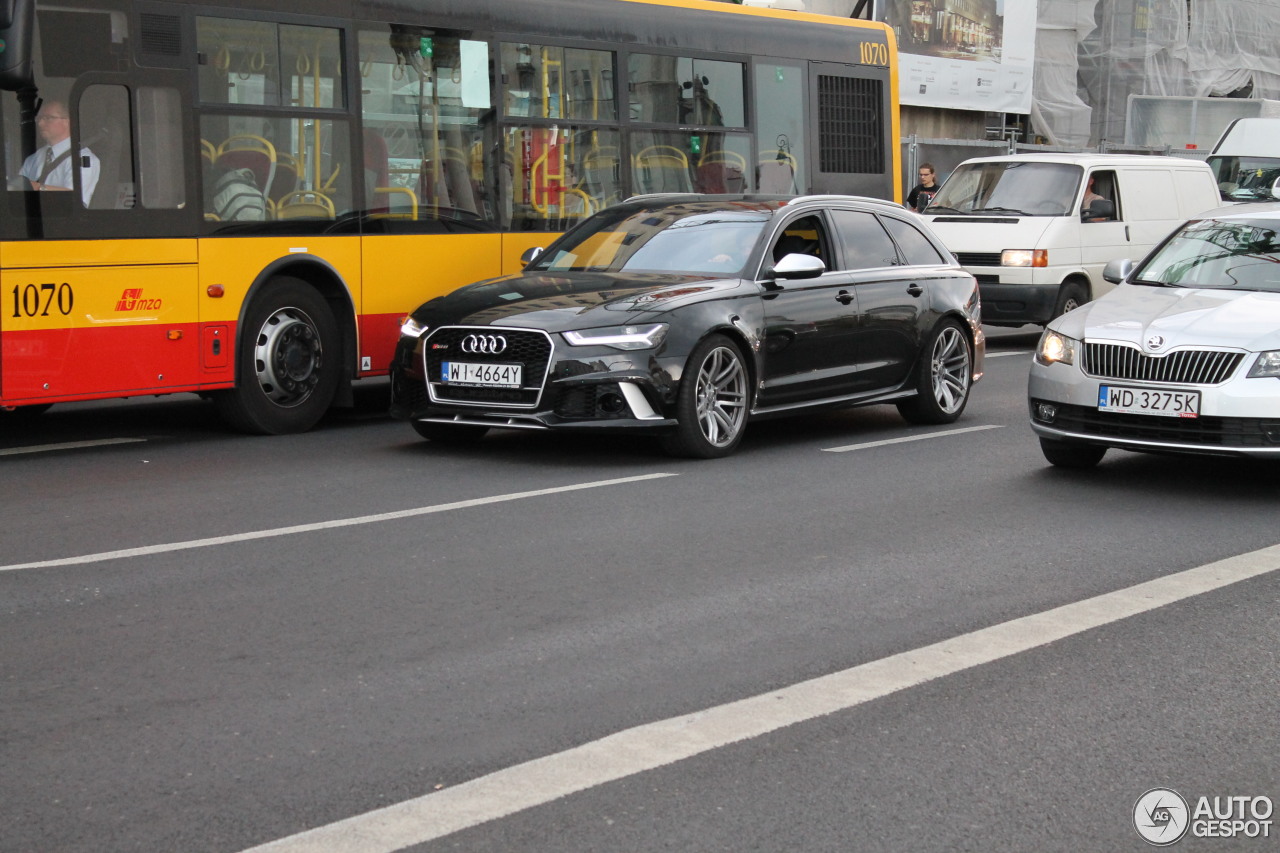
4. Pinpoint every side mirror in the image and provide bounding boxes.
[1271,178,1280,200]
[520,246,544,266]
[1082,199,1115,221]
[770,253,826,280]
[1102,258,1134,284]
